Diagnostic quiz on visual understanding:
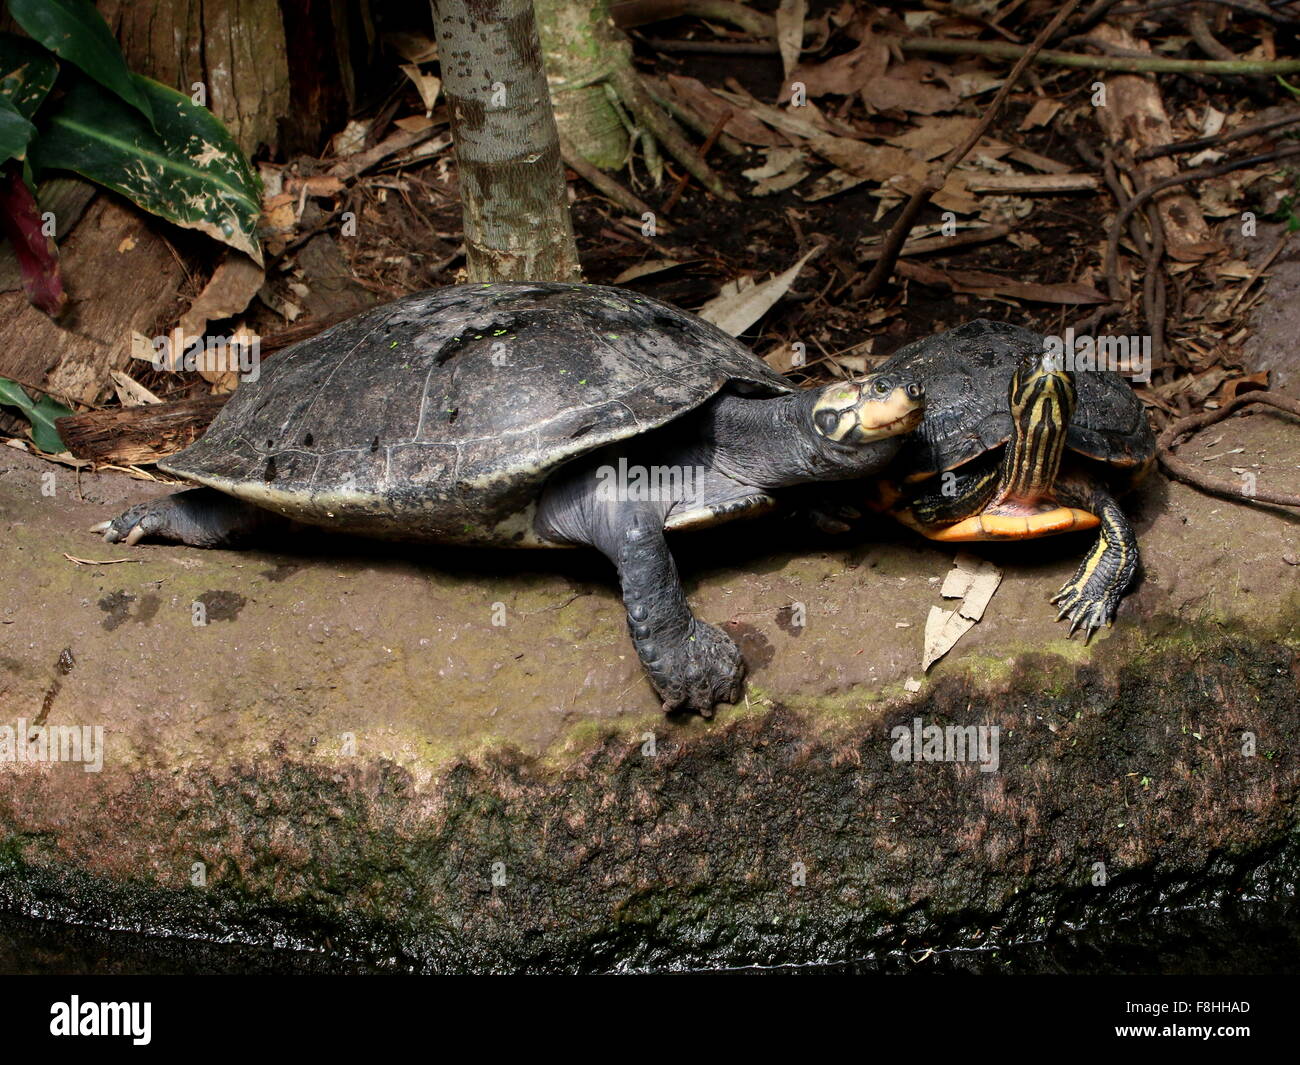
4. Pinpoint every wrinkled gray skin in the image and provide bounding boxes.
[97,283,921,715]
